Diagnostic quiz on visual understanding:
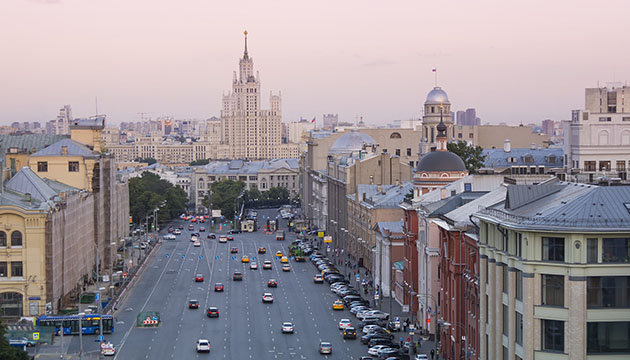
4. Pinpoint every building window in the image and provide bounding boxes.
[0,262,6,277]
[0,231,5,247]
[542,274,564,306]
[599,161,611,171]
[406,148,411,156]
[587,238,599,263]
[502,266,509,294]
[517,233,523,257]
[11,231,22,247]
[515,270,523,301]
[542,237,565,262]
[602,238,630,263]
[502,305,509,336]
[68,161,79,172]
[587,276,630,308]
[584,161,596,171]
[395,149,401,156]
[503,346,508,360]
[599,117,612,122]
[617,161,626,171]
[37,161,48,172]
[542,320,564,352]
[587,321,630,354]
[10,261,23,277]
[515,312,523,346]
